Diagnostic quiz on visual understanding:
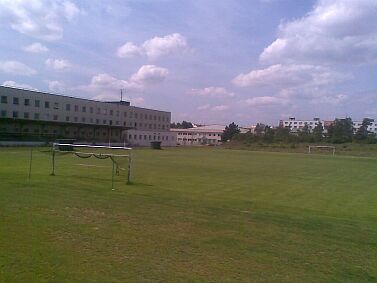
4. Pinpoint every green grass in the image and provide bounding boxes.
[0,147,377,282]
